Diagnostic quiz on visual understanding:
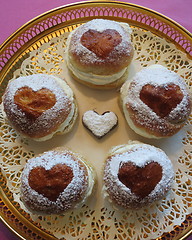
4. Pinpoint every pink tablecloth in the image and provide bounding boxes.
[0,0,191,45]
[0,0,191,239]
